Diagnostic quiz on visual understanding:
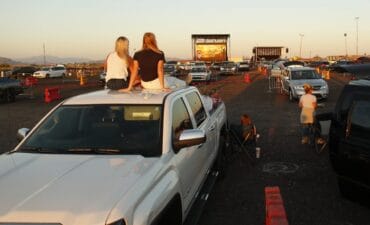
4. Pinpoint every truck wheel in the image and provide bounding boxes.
[150,195,182,225]
[214,133,226,173]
